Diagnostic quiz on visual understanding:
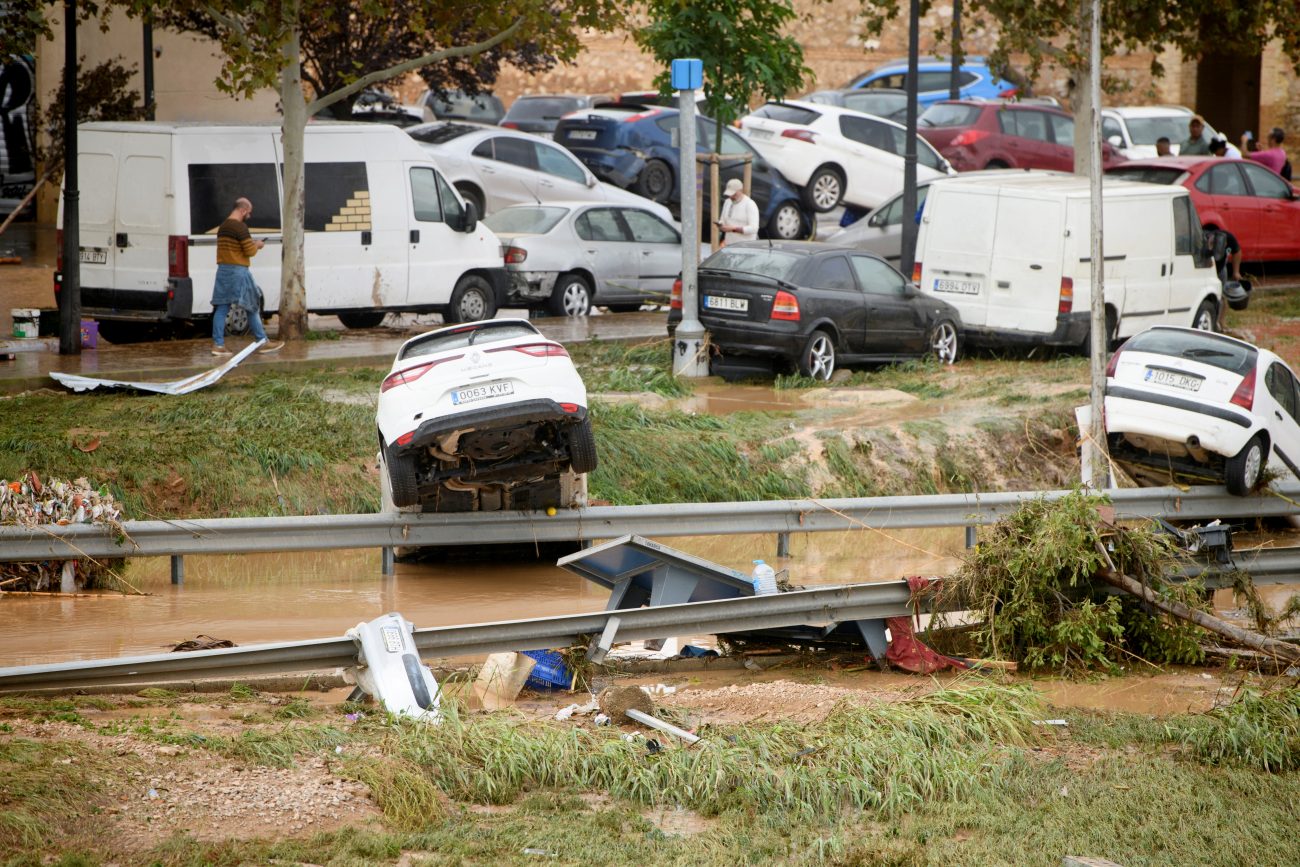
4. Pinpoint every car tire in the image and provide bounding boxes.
[446,274,497,323]
[567,417,598,474]
[338,311,386,329]
[1193,298,1218,332]
[634,159,675,202]
[802,166,844,213]
[549,273,592,317]
[224,301,259,337]
[929,319,961,365]
[1225,434,1266,496]
[798,329,836,381]
[768,201,805,240]
[455,184,486,218]
[385,444,420,508]
[97,320,158,345]
[985,159,1010,169]
[605,303,643,313]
